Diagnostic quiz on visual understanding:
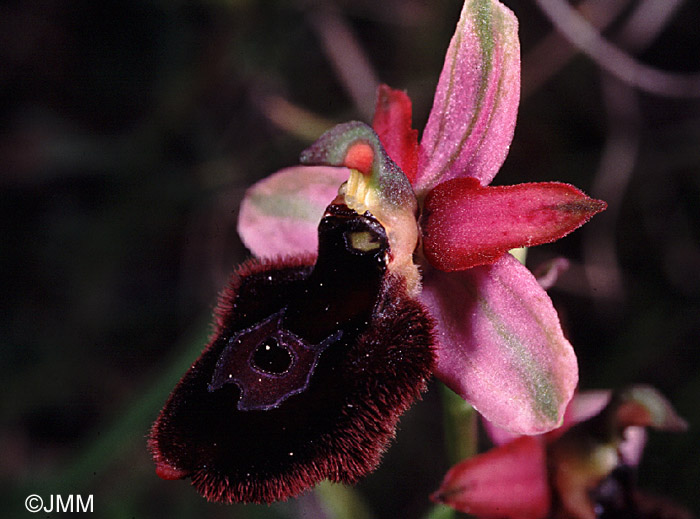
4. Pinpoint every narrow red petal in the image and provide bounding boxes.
[371,84,419,184]
[422,179,607,271]
[431,436,550,519]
